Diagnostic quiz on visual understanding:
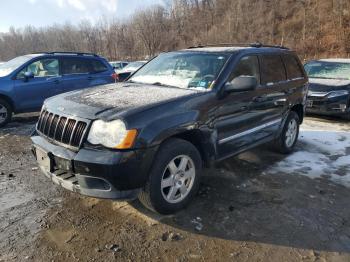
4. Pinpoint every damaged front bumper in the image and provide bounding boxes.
[306,93,350,117]
[31,135,157,200]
